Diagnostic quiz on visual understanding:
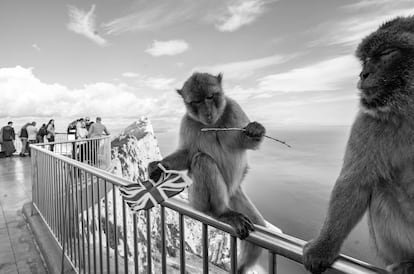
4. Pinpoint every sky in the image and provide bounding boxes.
[1,0,414,132]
